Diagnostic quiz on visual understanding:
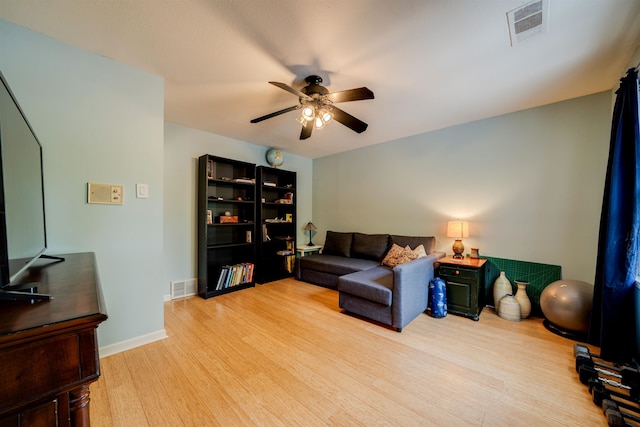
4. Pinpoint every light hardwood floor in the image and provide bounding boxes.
[90,278,607,426]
